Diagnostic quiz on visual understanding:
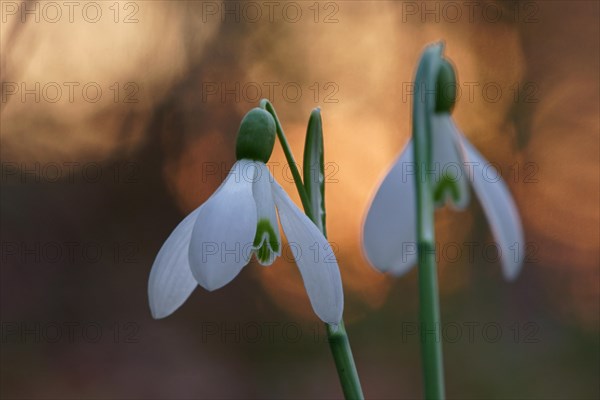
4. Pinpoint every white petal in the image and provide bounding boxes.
[431,114,470,210]
[271,181,343,324]
[252,163,281,266]
[456,134,525,280]
[148,207,201,319]
[188,159,258,291]
[362,141,418,275]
